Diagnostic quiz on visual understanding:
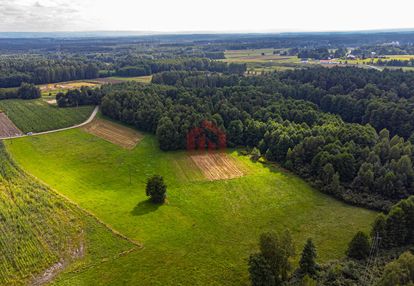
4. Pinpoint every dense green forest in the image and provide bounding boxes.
[0,54,245,88]
[0,55,99,88]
